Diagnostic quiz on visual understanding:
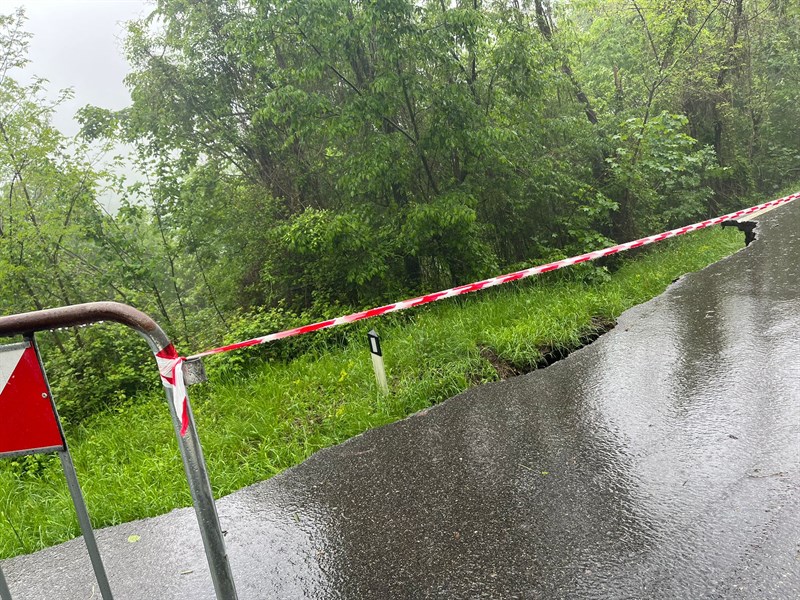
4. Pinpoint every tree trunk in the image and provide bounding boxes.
[534,0,598,125]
